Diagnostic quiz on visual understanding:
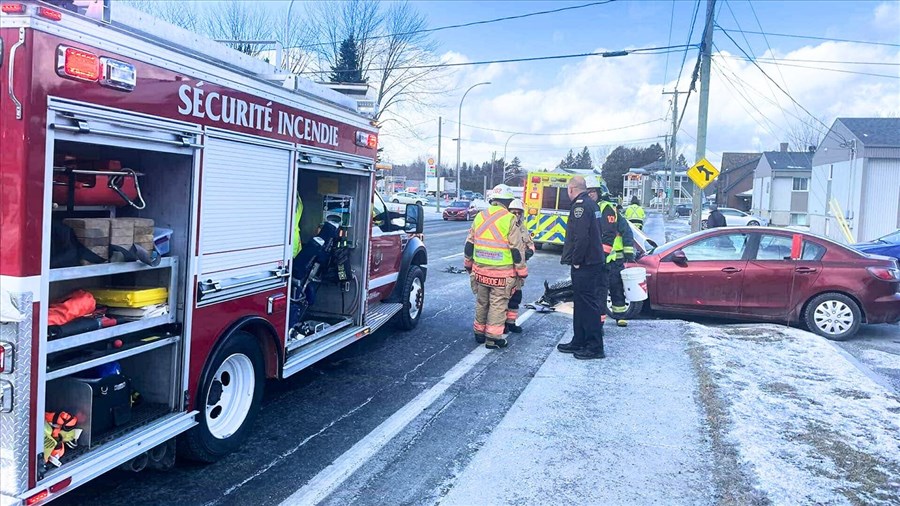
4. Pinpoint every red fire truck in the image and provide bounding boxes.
[0,2,427,504]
